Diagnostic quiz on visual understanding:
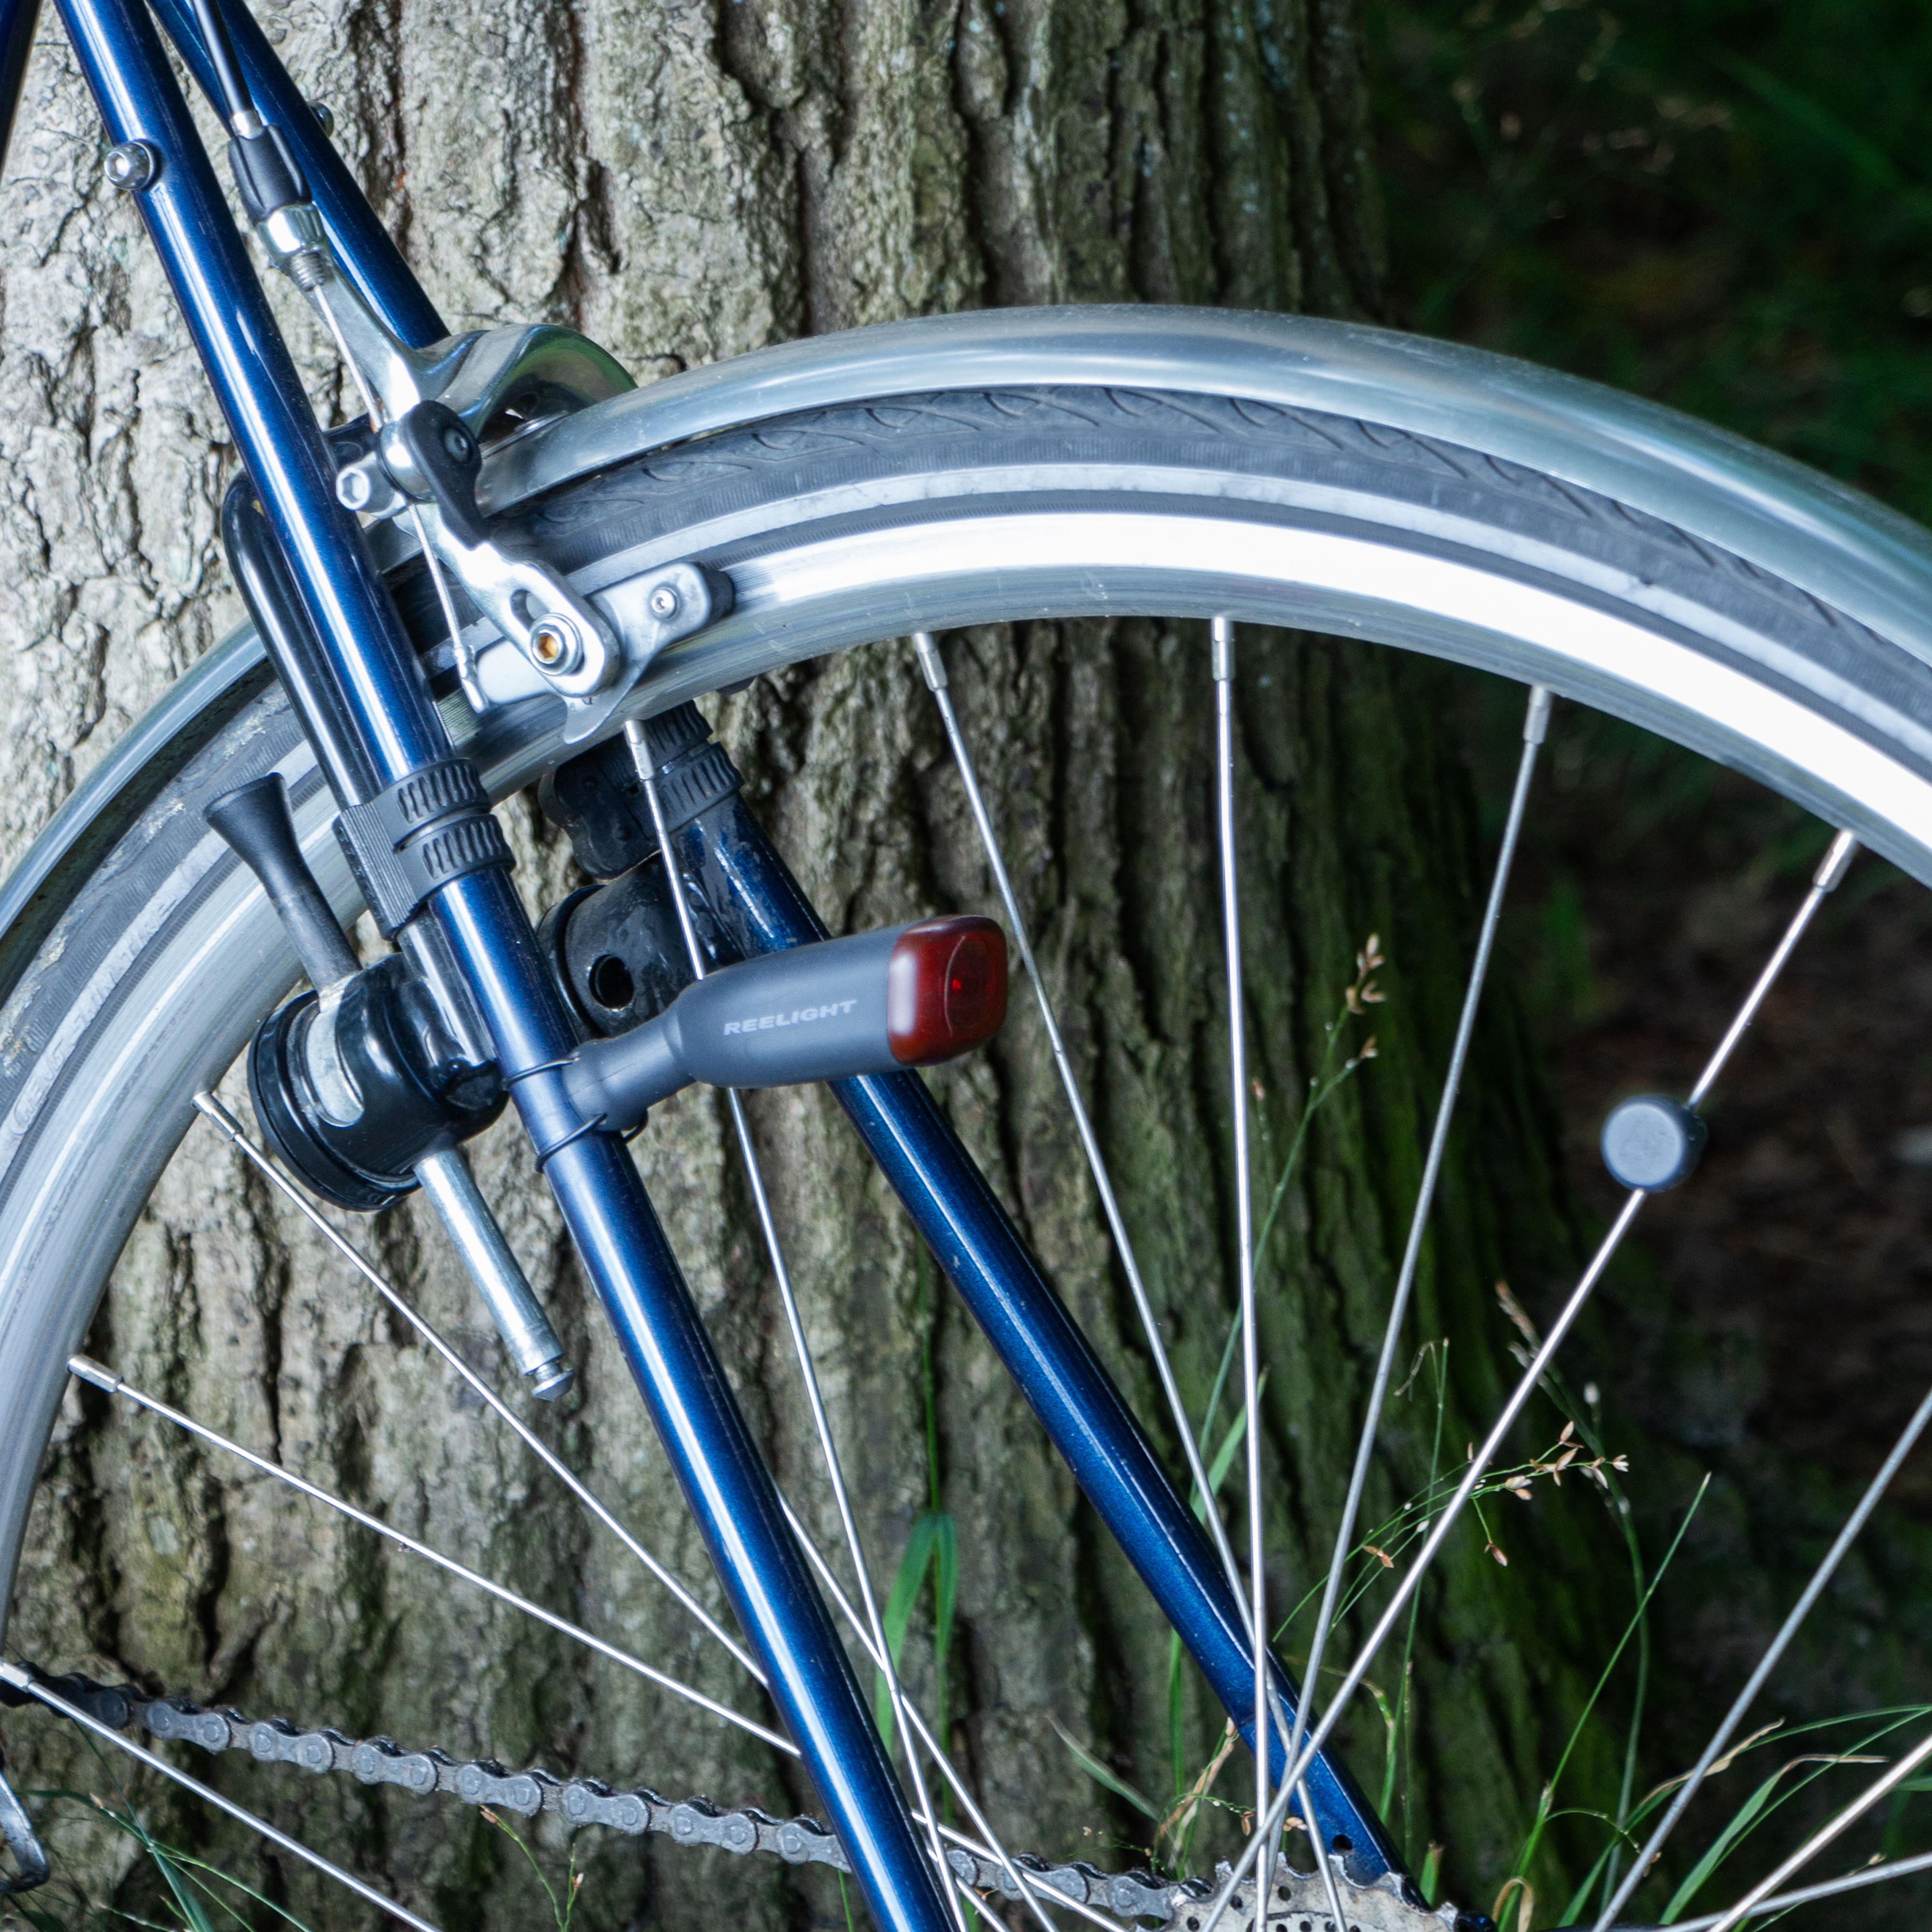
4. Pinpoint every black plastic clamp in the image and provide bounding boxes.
[334,757,513,935]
